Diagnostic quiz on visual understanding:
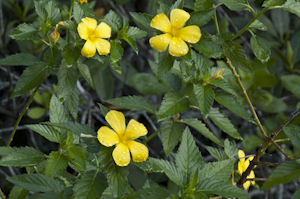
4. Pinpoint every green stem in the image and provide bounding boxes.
[143,127,160,144]
[254,161,280,167]
[66,0,74,44]
[274,138,290,143]
[271,140,294,160]
[0,188,6,199]
[213,7,220,34]
[245,177,267,182]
